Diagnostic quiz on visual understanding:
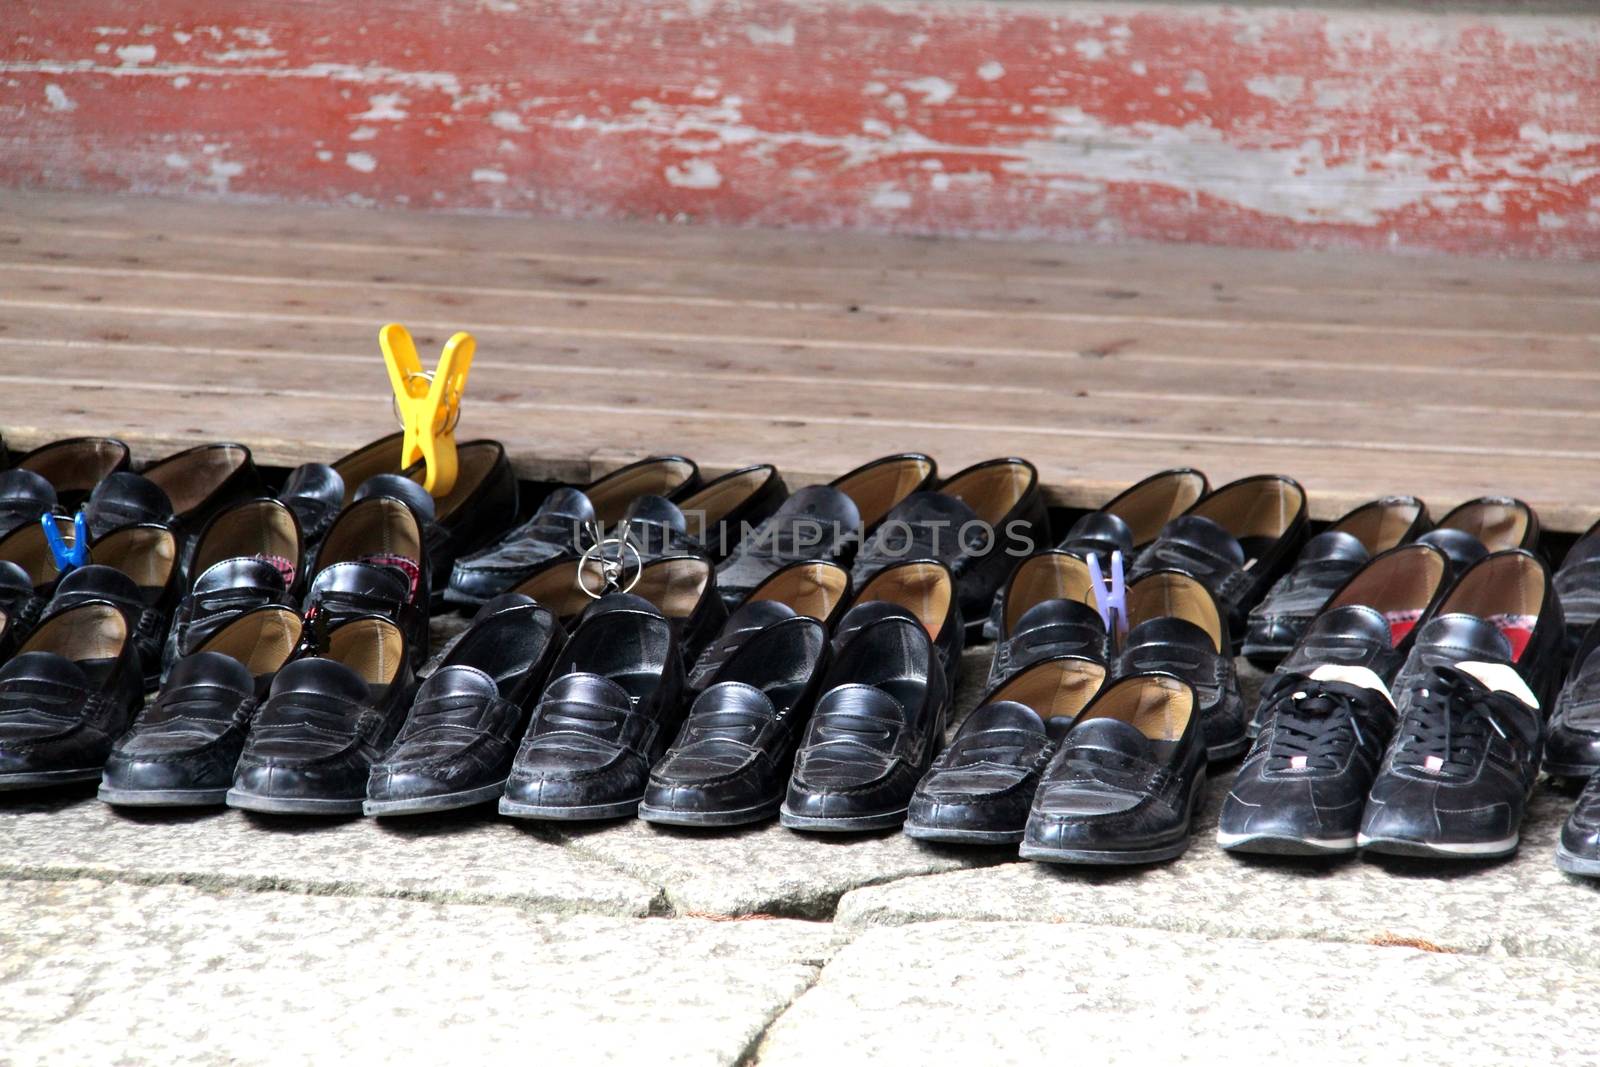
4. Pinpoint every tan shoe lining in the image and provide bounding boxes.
[1107,471,1208,546]
[1442,502,1530,553]
[1329,545,1447,614]
[142,445,249,514]
[323,617,403,687]
[18,440,127,495]
[1124,572,1223,652]
[21,603,128,661]
[192,500,300,577]
[318,499,421,569]
[940,463,1032,526]
[1189,478,1304,540]
[1079,674,1194,741]
[1332,500,1423,554]
[988,657,1106,720]
[92,526,177,589]
[1003,553,1095,633]
[587,460,698,523]
[835,457,936,529]
[751,562,849,621]
[1438,552,1545,618]
[857,561,951,640]
[679,468,770,527]
[198,606,302,675]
